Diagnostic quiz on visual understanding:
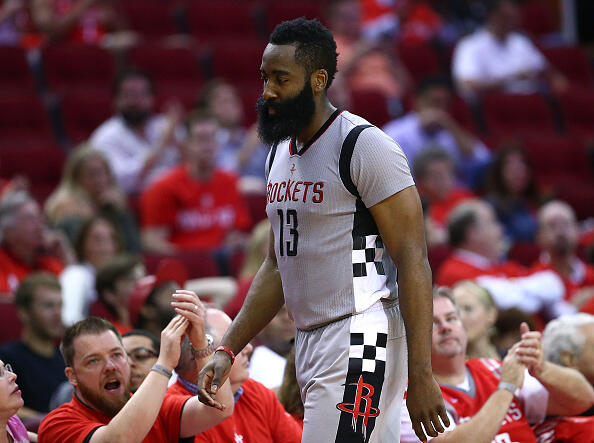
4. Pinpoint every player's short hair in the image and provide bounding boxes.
[14,272,61,312]
[60,317,122,367]
[269,18,338,90]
